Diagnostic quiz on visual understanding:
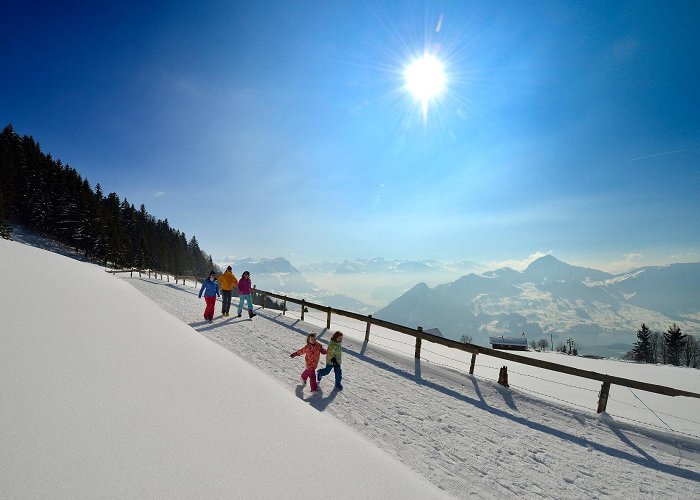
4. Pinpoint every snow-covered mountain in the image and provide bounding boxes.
[224,257,374,313]
[227,257,318,293]
[296,258,483,308]
[375,255,700,354]
[306,257,478,275]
